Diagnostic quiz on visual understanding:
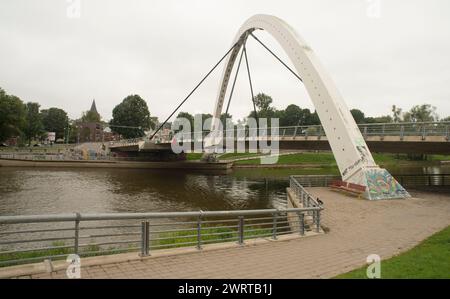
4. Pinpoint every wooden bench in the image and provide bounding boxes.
[329,180,366,197]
